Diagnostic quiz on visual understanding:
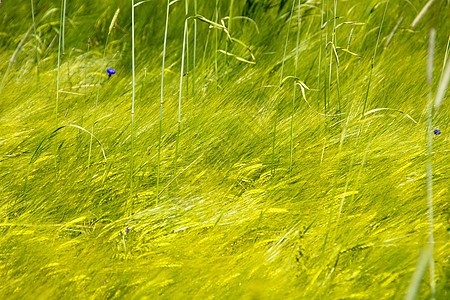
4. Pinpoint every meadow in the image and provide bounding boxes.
[0,0,449,299]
